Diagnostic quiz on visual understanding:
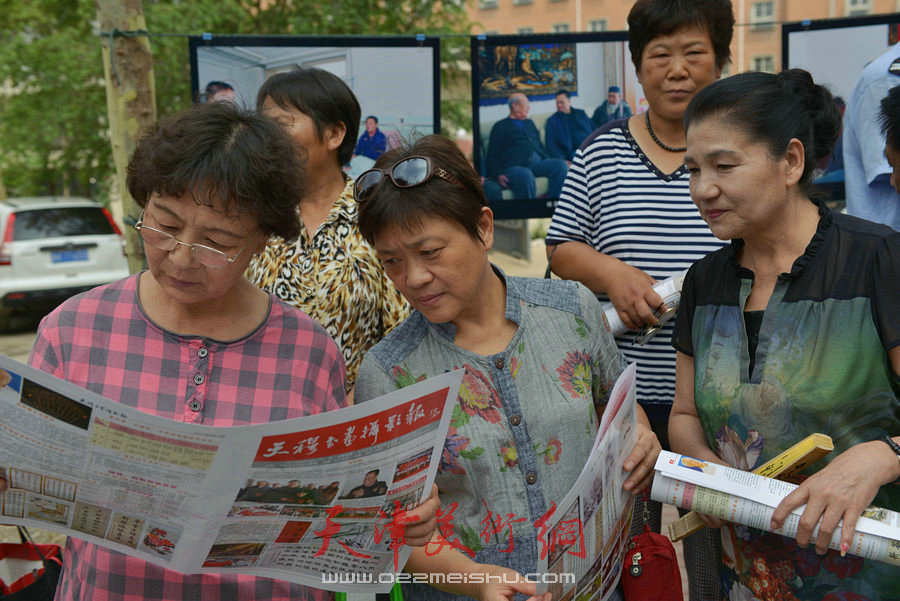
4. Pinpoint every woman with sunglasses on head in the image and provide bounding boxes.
[246,67,409,396]
[354,134,661,601]
[545,2,734,598]
[671,69,900,601]
[19,102,437,601]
